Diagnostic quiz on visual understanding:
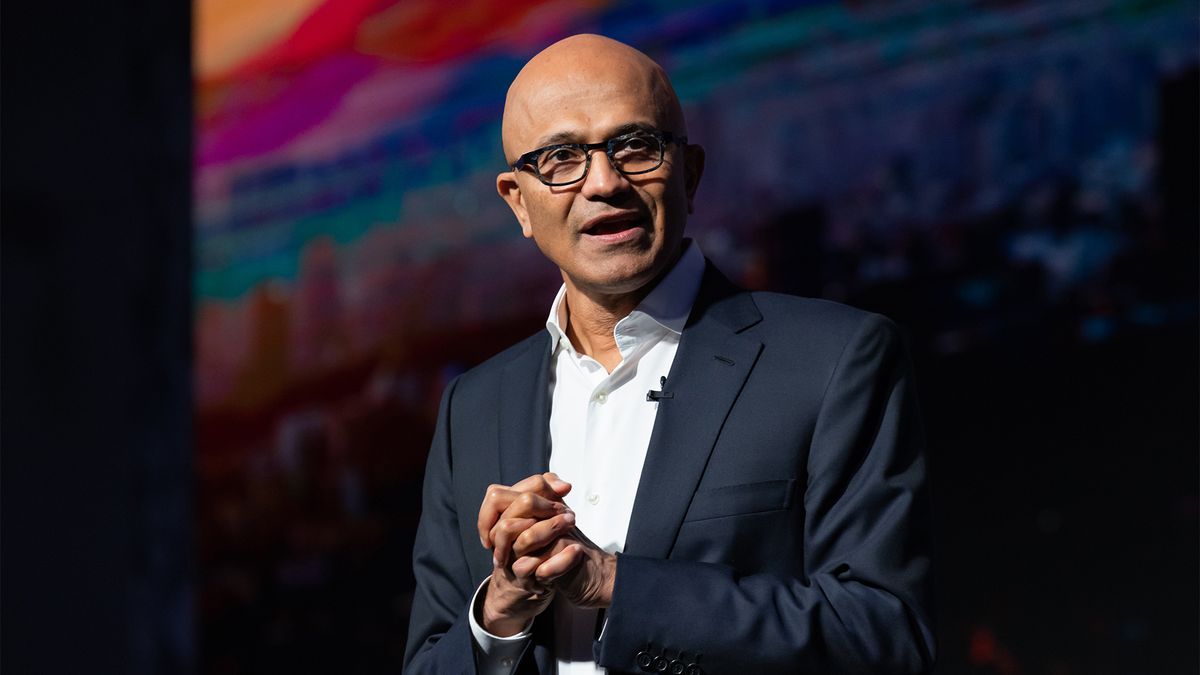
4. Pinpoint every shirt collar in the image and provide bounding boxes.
[544,239,705,354]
